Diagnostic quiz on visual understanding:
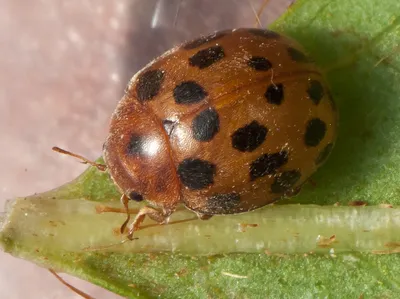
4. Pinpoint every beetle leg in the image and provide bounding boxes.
[49,269,95,299]
[126,206,172,240]
[119,193,131,234]
[284,185,302,197]
[196,213,213,220]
